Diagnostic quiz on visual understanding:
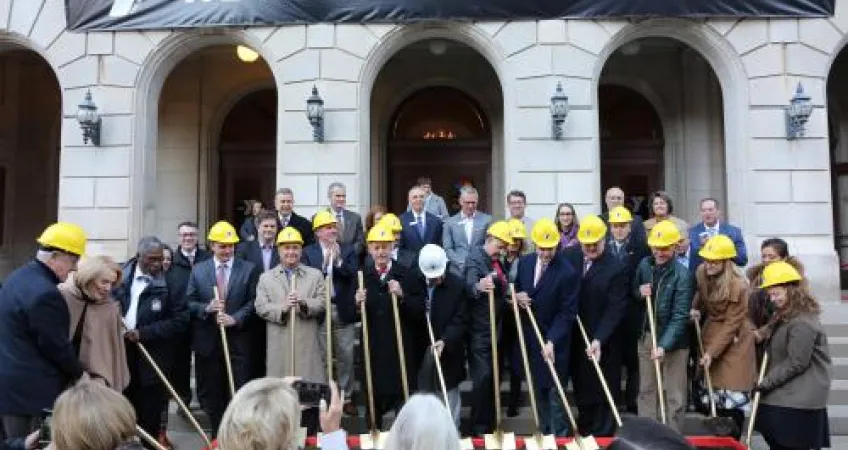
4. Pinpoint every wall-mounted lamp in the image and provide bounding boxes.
[786,82,813,140]
[550,82,569,140]
[77,90,101,146]
[306,86,324,143]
